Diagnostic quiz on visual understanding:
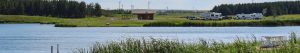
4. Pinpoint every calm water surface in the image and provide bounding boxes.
[0,24,299,53]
